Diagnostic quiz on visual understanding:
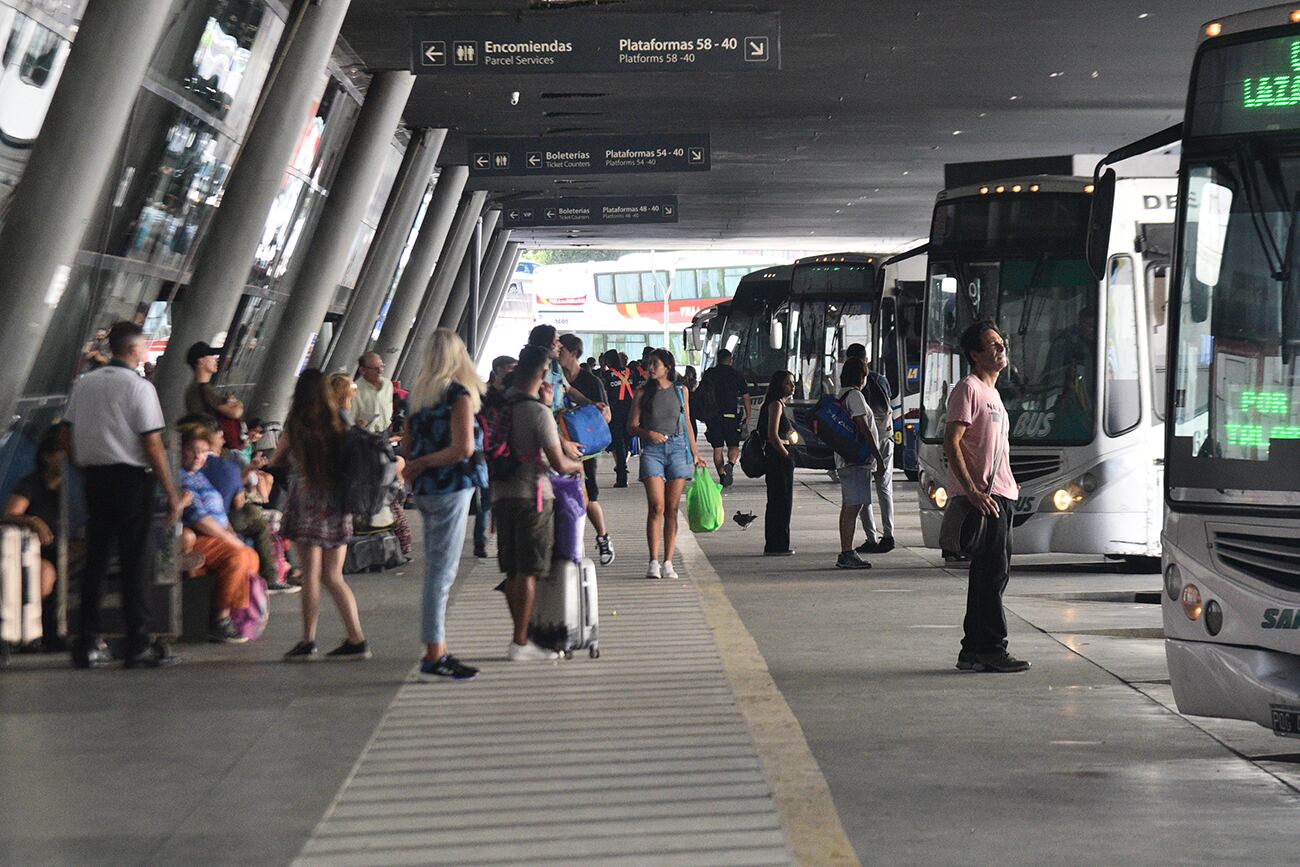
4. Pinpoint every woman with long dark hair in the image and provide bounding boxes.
[628,348,706,578]
[275,369,369,661]
[760,370,798,555]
